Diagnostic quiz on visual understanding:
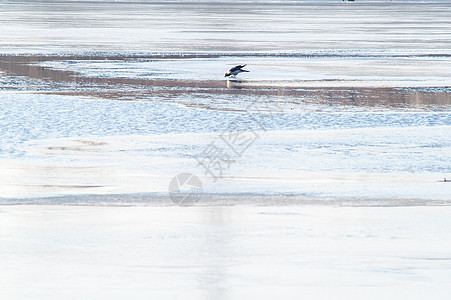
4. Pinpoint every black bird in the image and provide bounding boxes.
[225,64,249,77]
